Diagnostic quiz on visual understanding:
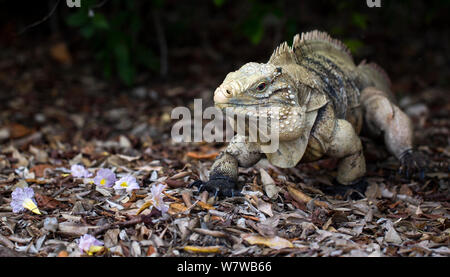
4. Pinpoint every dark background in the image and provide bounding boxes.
[1,0,449,88]
[0,0,448,143]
